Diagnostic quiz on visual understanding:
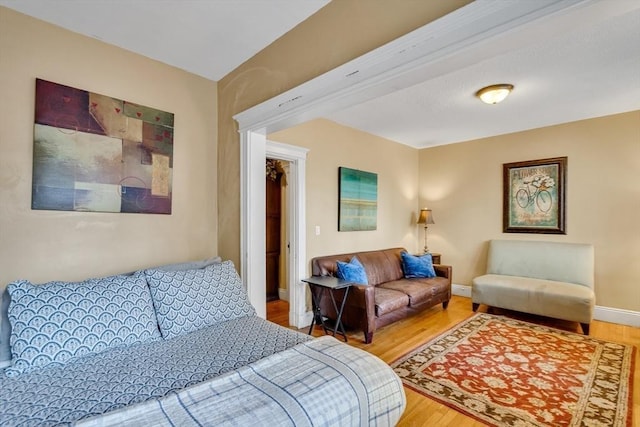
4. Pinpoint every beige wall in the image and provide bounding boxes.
[419,111,640,311]
[2,5,636,314]
[218,0,472,267]
[0,7,218,286]
[269,119,420,270]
